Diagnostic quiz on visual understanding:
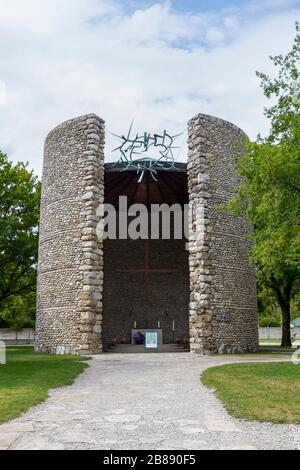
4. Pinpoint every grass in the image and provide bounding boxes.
[202,362,300,424]
[252,345,297,355]
[0,347,90,424]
